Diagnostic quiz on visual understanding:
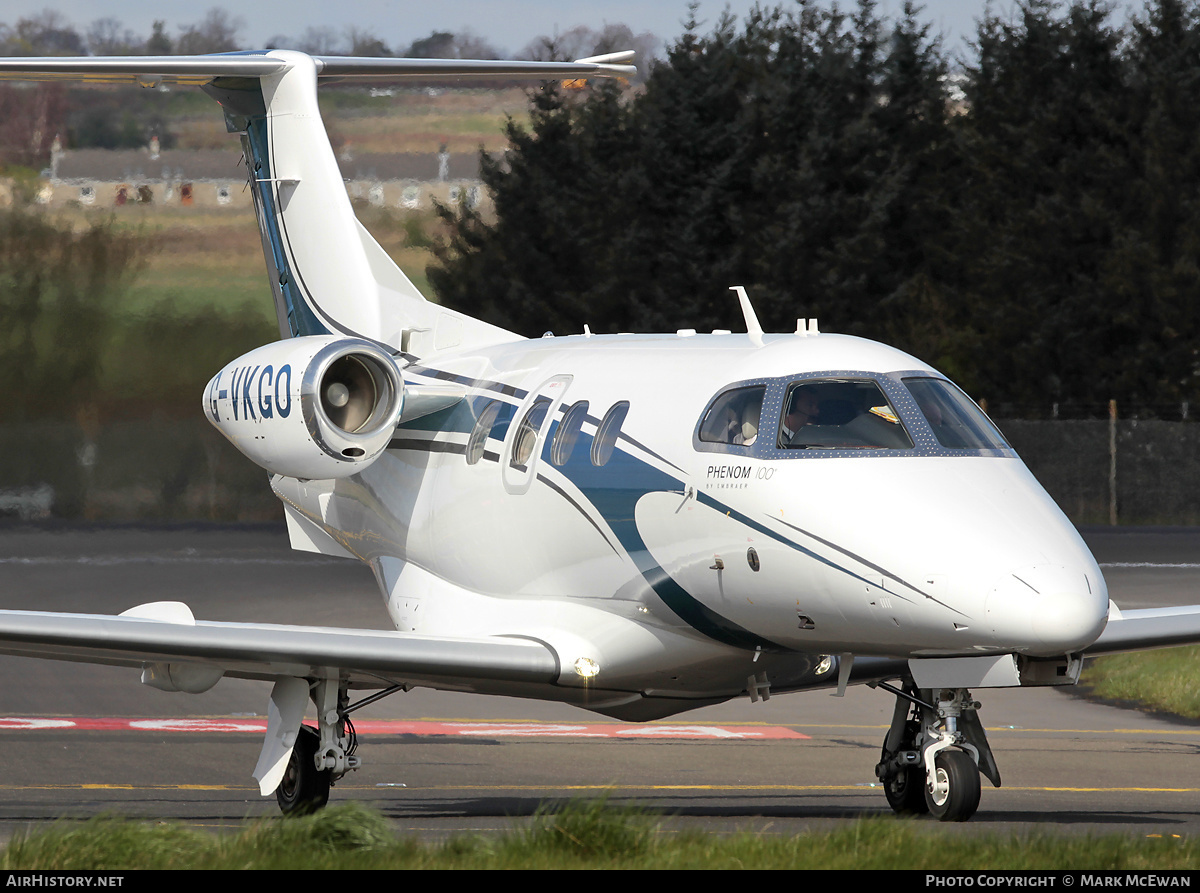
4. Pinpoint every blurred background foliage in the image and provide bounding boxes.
[432,0,1200,412]
[5,1,1200,519]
